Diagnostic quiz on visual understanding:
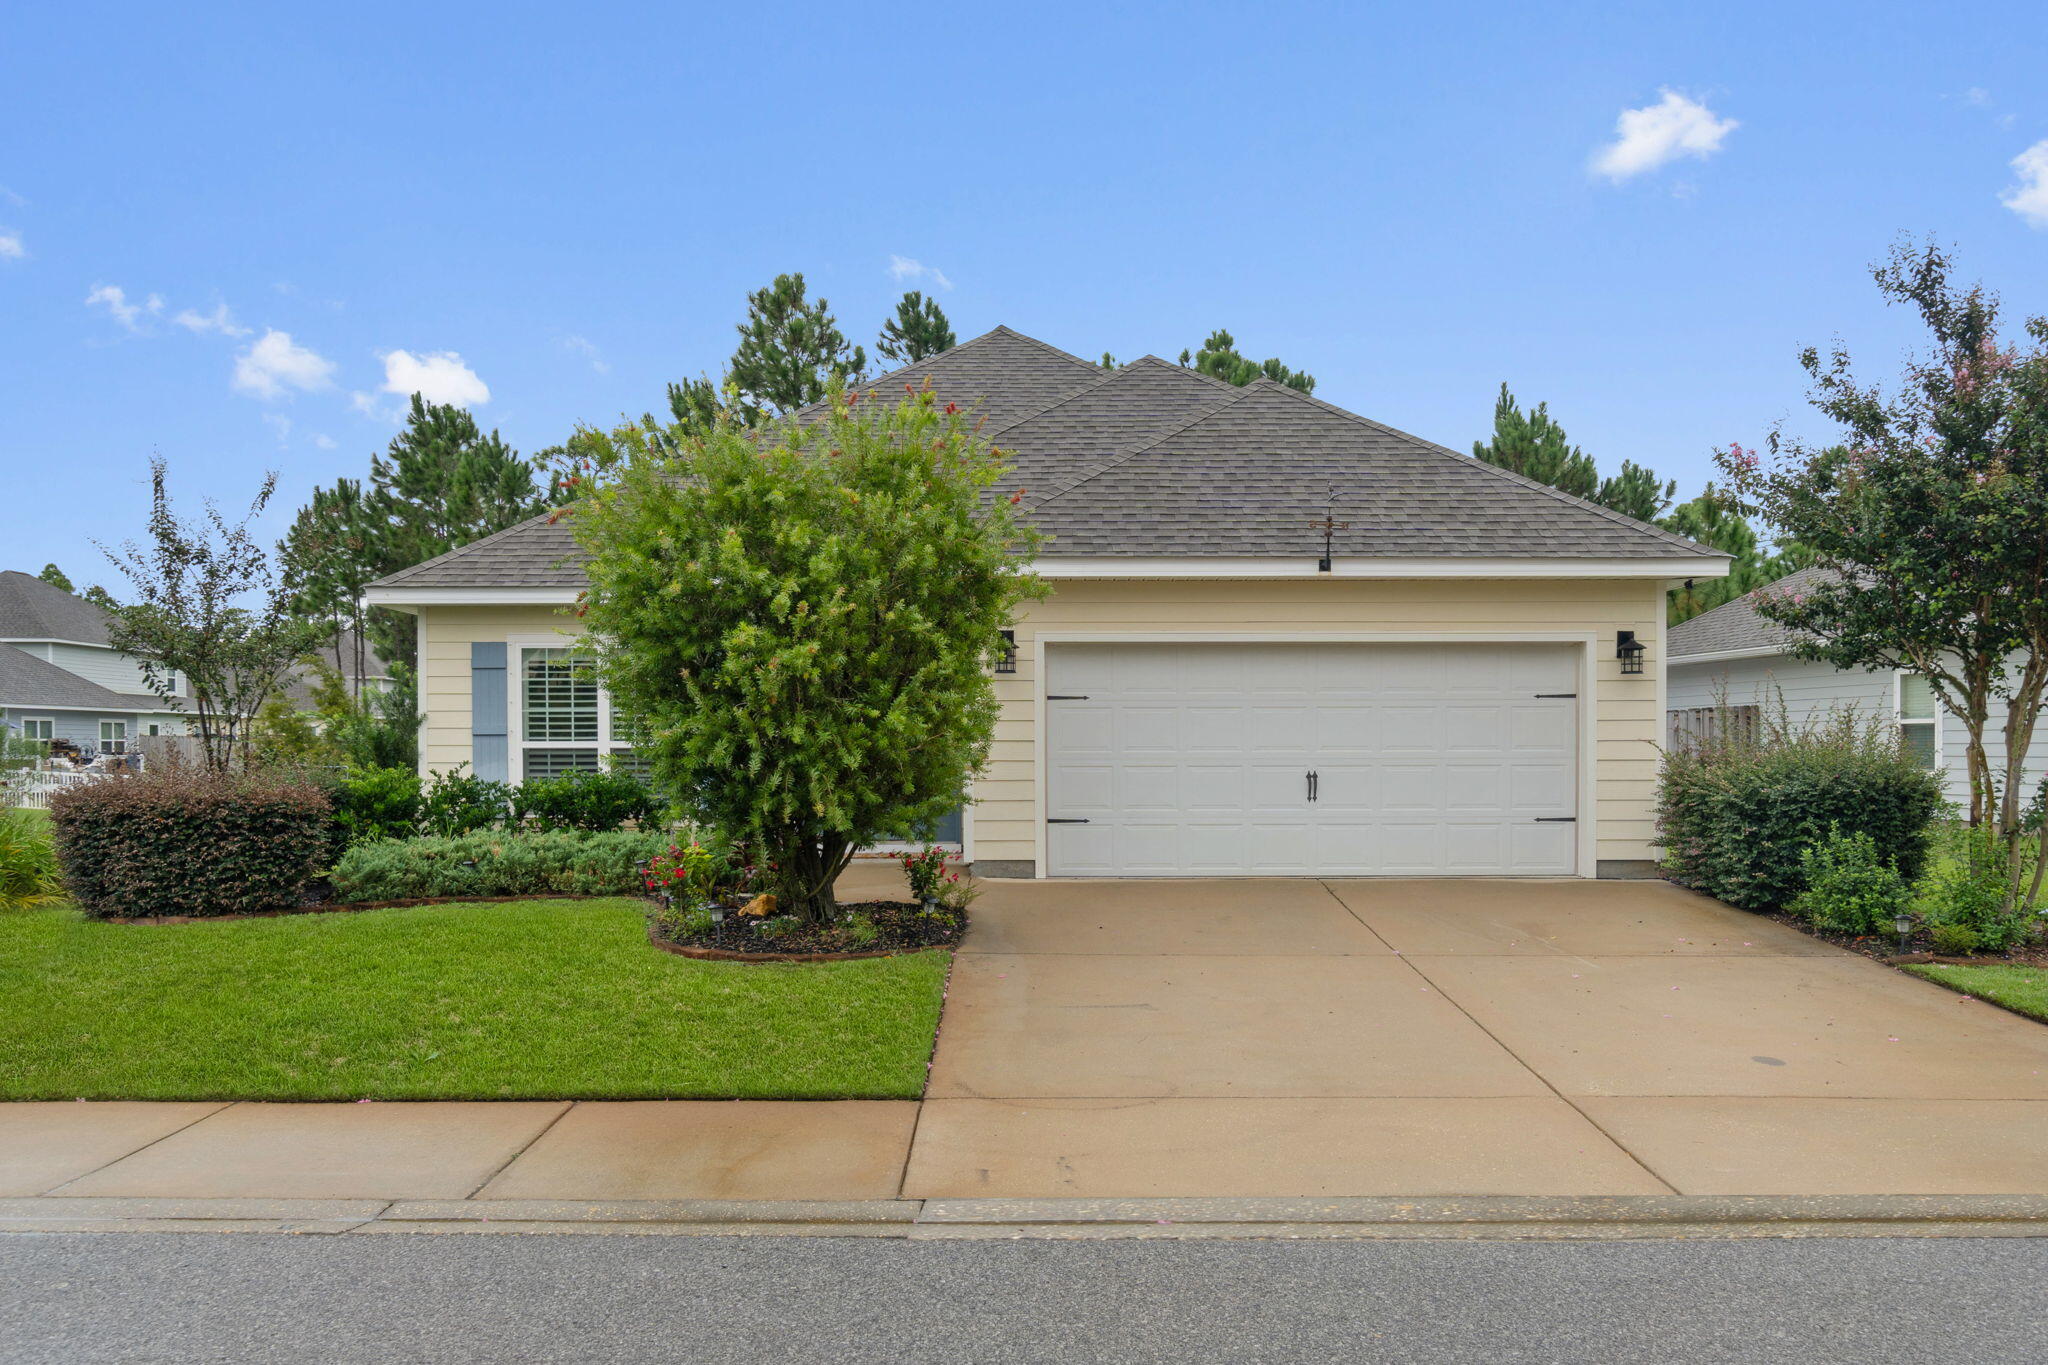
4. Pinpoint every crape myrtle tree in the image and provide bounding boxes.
[97,460,328,773]
[569,383,1044,924]
[1718,239,2048,906]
